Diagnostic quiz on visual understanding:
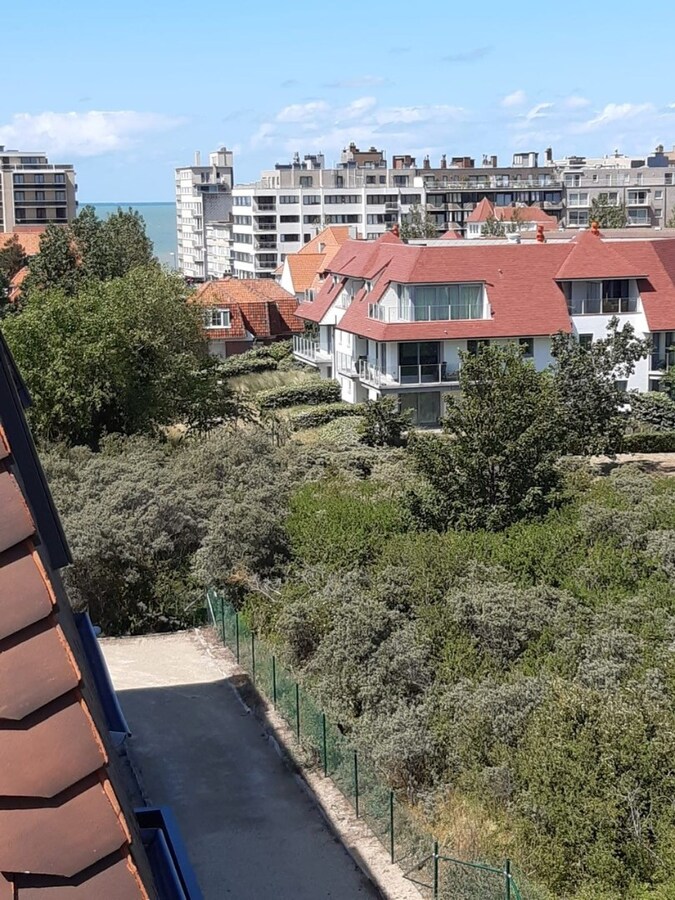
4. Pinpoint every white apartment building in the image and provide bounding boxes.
[294,229,675,425]
[175,147,233,280]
